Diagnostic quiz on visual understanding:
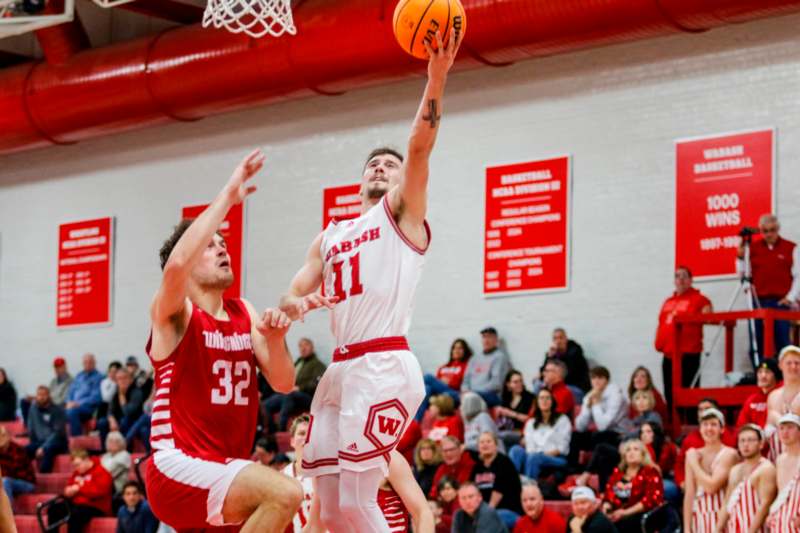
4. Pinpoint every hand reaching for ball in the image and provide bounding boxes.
[423,29,461,79]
